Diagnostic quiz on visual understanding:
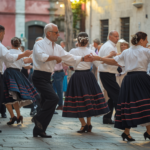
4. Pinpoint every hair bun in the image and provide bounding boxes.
[77,32,89,46]
[131,32,147,45]
[11,37,21,48]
